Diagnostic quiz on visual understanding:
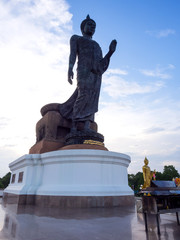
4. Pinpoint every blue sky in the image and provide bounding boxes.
[0,0,180,177]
